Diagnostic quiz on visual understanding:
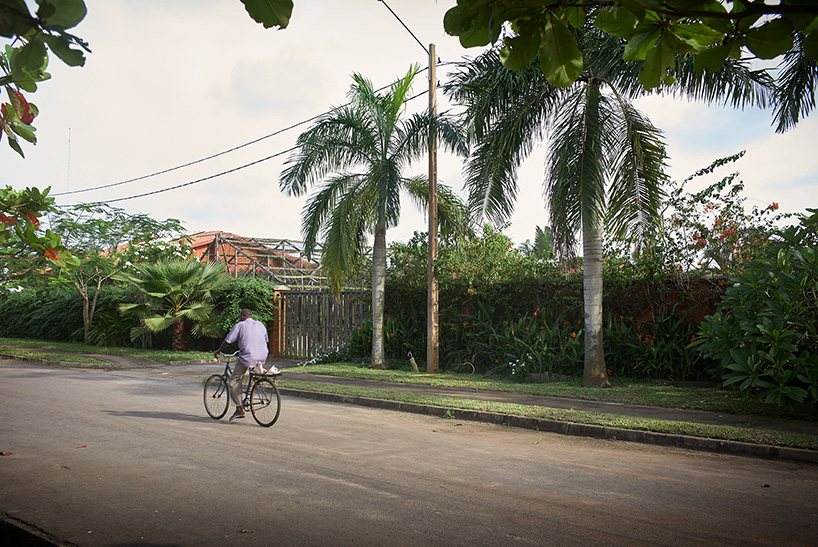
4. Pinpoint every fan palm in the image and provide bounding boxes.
[280,66,469,369]
[118,260,228,351]
[445,27,774,386]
